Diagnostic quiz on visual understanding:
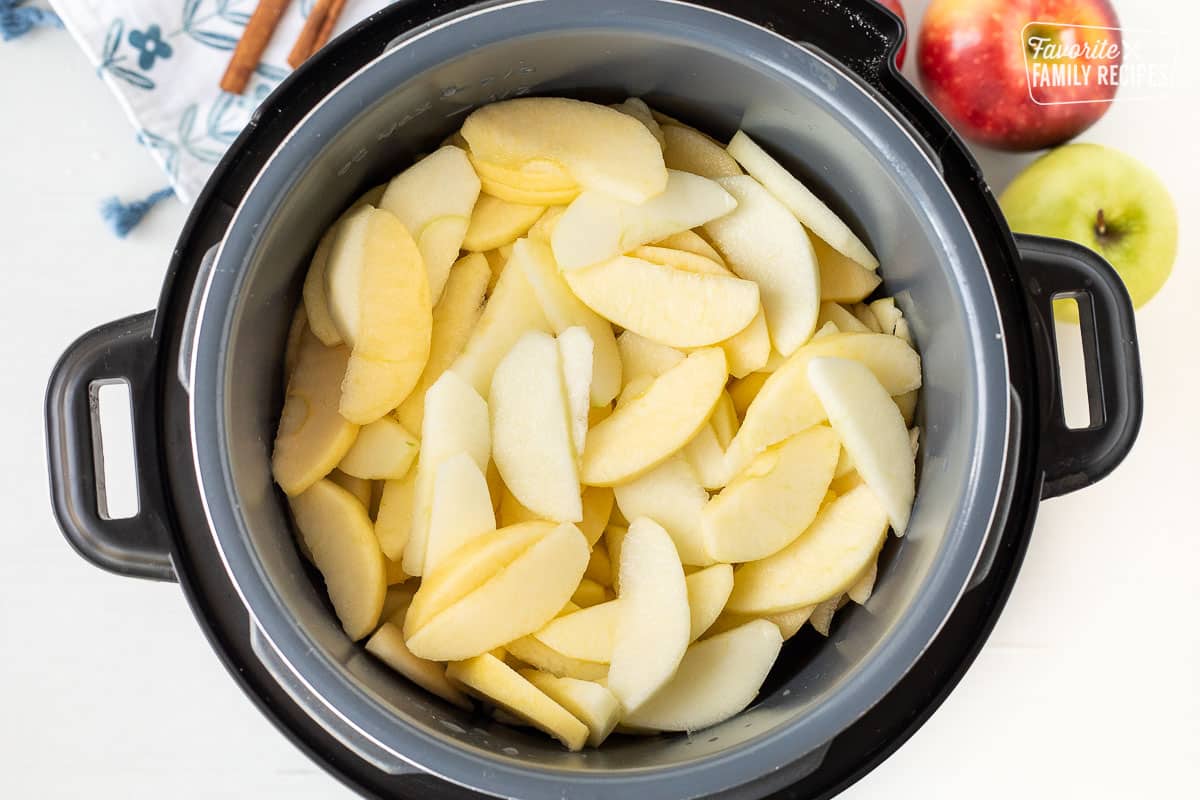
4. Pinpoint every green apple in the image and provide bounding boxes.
[999,144,1177,322]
